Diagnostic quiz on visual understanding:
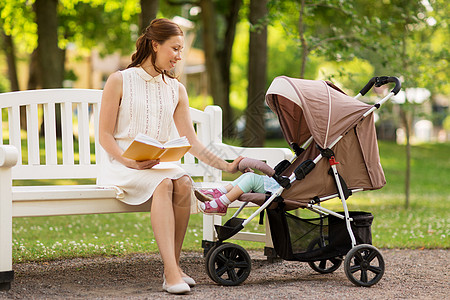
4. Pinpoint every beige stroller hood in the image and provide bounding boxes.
[265,76,386,206]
